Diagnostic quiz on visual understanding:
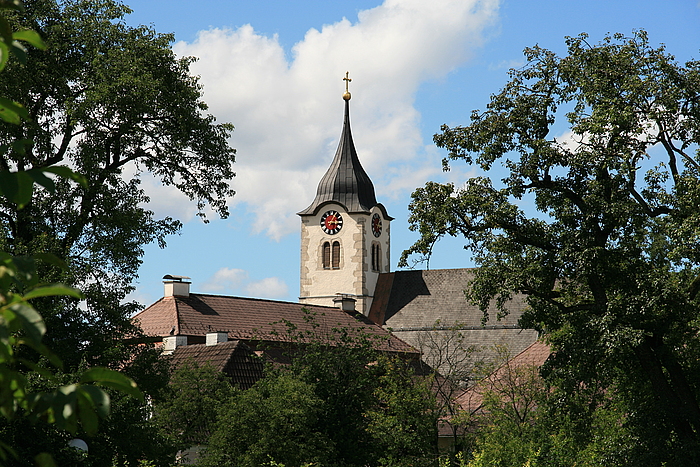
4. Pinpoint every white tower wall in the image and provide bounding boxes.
[299,204,390,315]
